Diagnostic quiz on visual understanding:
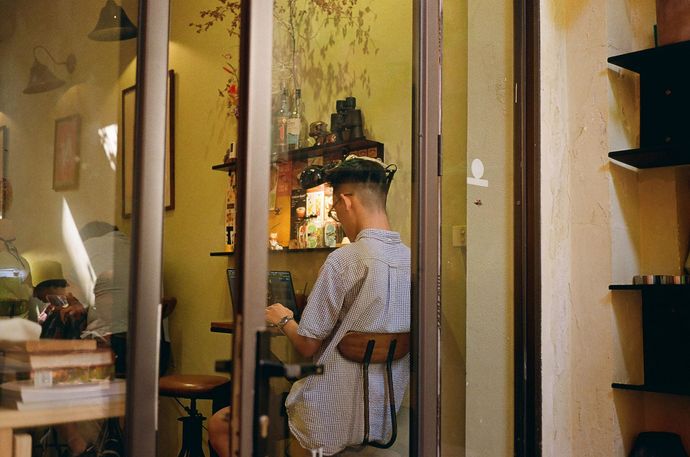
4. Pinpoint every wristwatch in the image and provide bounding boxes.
[276,315,294,332]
